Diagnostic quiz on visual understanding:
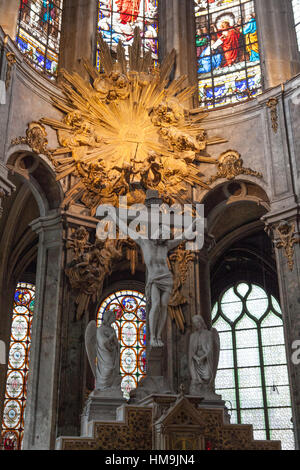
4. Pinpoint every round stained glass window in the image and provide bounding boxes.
[97,289,146,399]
